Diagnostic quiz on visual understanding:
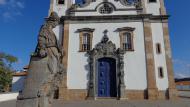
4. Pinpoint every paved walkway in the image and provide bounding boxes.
[0,91,190,107]
[0,99,190,107]
[53,99,190,107]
